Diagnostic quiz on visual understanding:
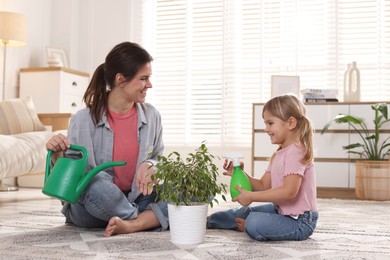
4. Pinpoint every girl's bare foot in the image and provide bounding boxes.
[104,217,137,237]
[235,218,246,232]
